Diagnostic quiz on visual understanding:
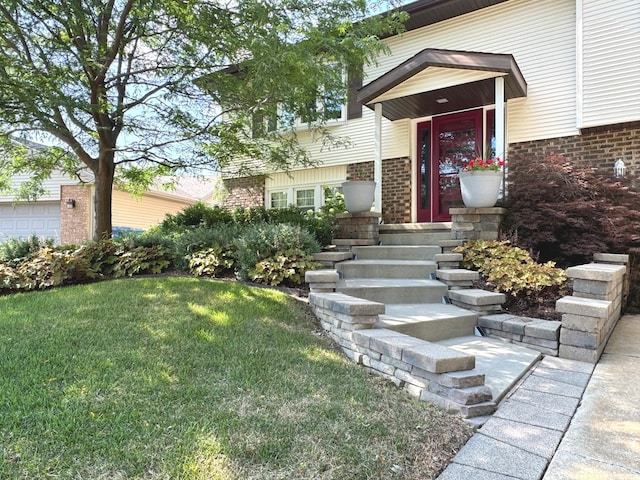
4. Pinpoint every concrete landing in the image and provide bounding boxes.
[437,336,542,403]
